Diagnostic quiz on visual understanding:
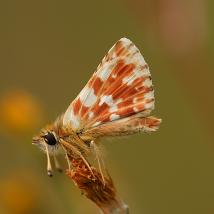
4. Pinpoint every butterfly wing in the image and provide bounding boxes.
[63,38,160,135]
[82,116,161,139]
